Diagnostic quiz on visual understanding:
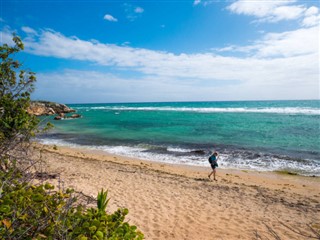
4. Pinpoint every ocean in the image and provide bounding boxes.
[37,100,320,176]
